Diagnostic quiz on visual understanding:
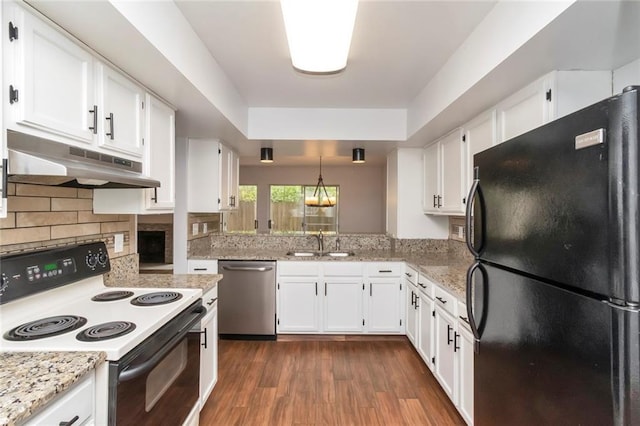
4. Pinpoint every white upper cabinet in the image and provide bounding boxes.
[5,2,95,144]
[93,94,175,214]
[497,70,611,143]
[187,139,239,213]
[464,109,497,189]
[423,129,466,216]
[96,63,144,158]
